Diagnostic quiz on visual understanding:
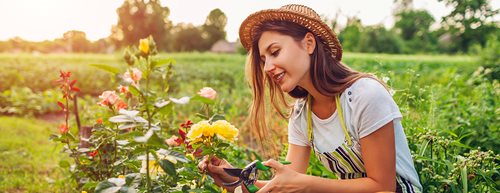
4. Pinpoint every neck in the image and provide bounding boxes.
[299,77,334,106]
